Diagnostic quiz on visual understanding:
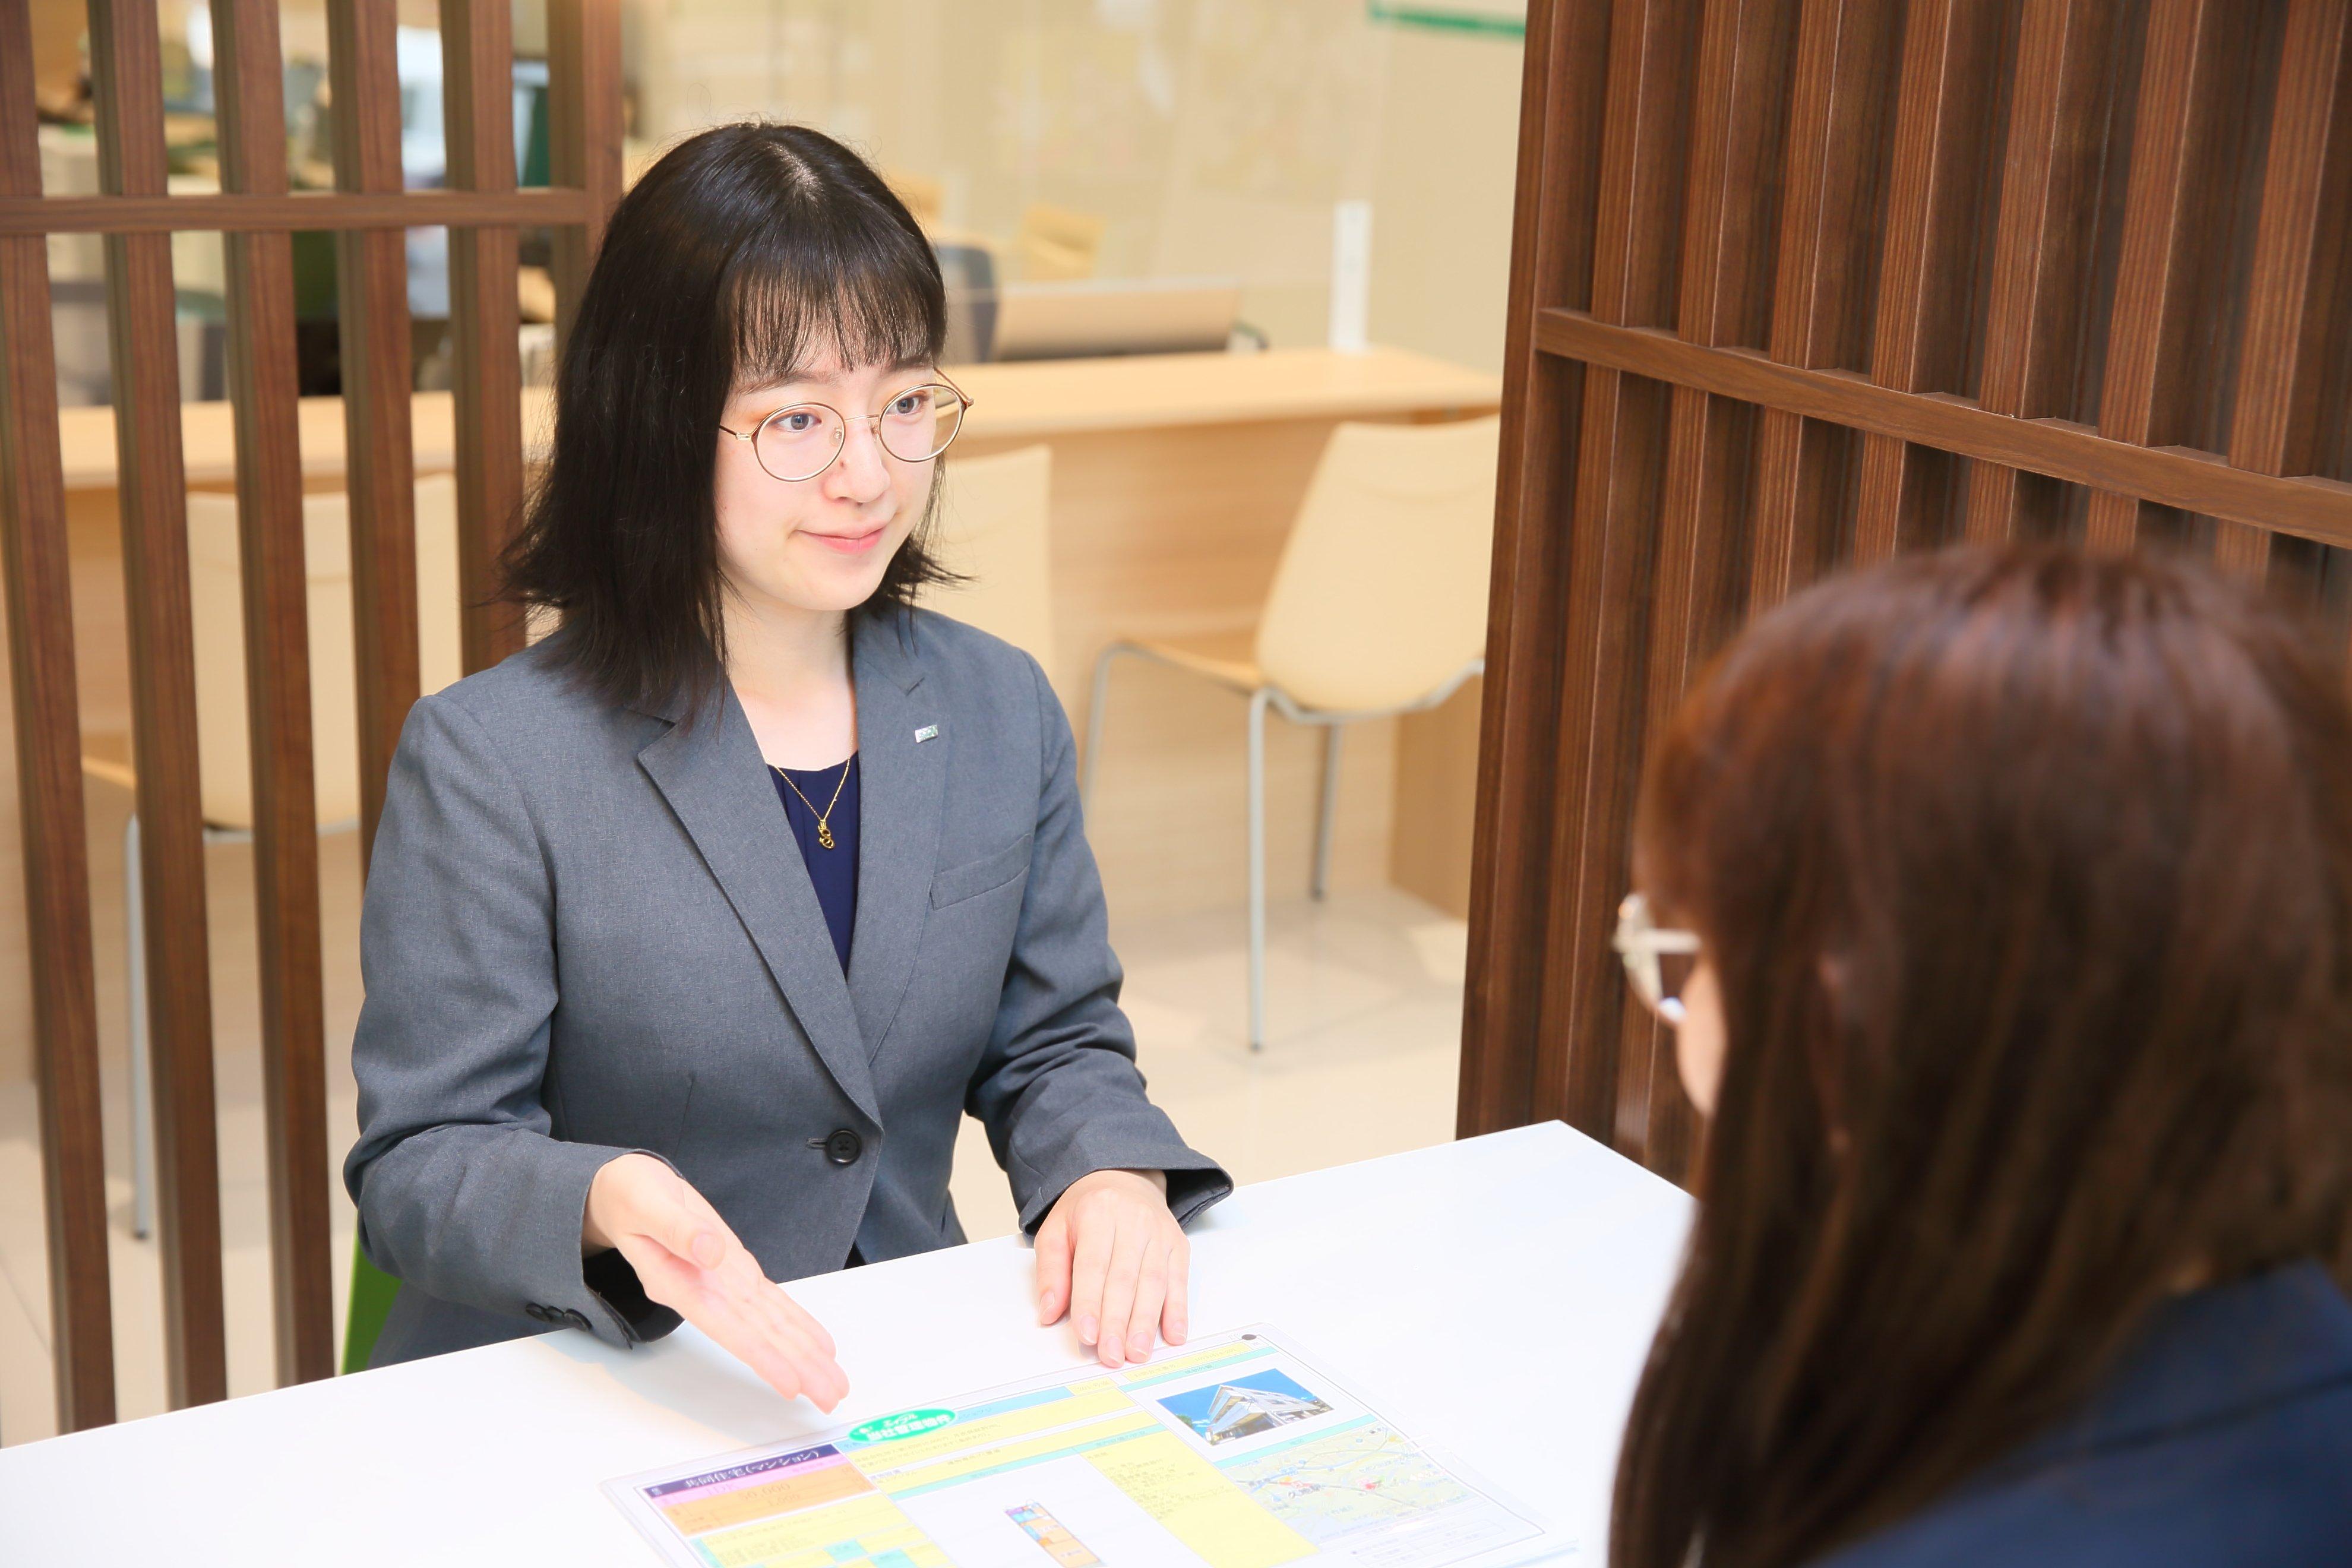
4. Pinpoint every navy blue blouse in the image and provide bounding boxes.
[769,755,859,972]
